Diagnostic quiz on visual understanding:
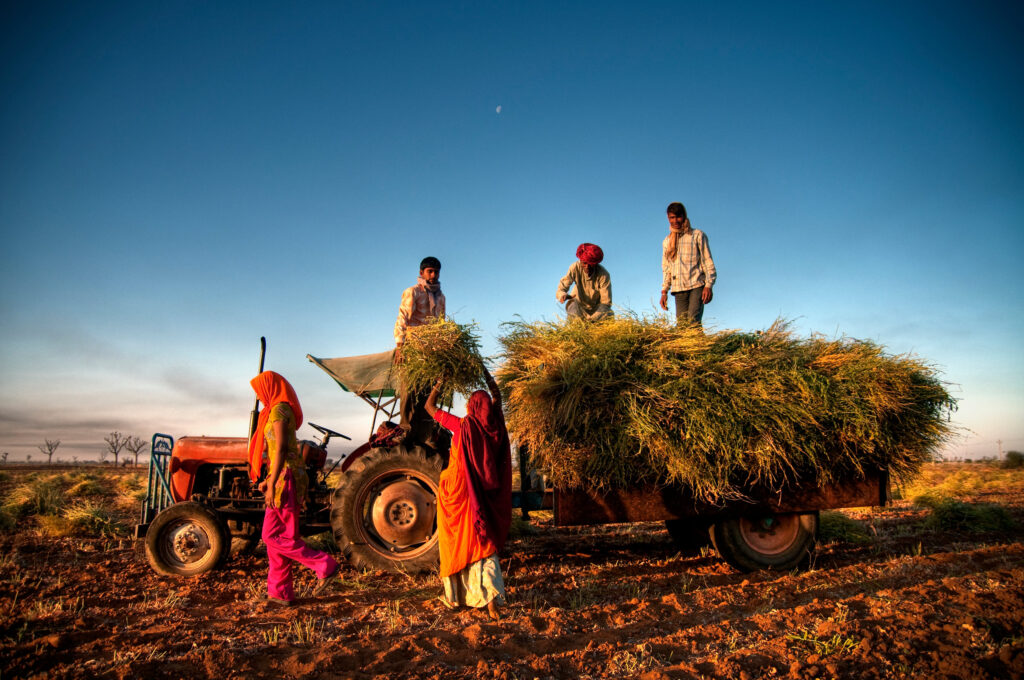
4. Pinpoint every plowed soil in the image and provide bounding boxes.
[2,465,1024,679]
